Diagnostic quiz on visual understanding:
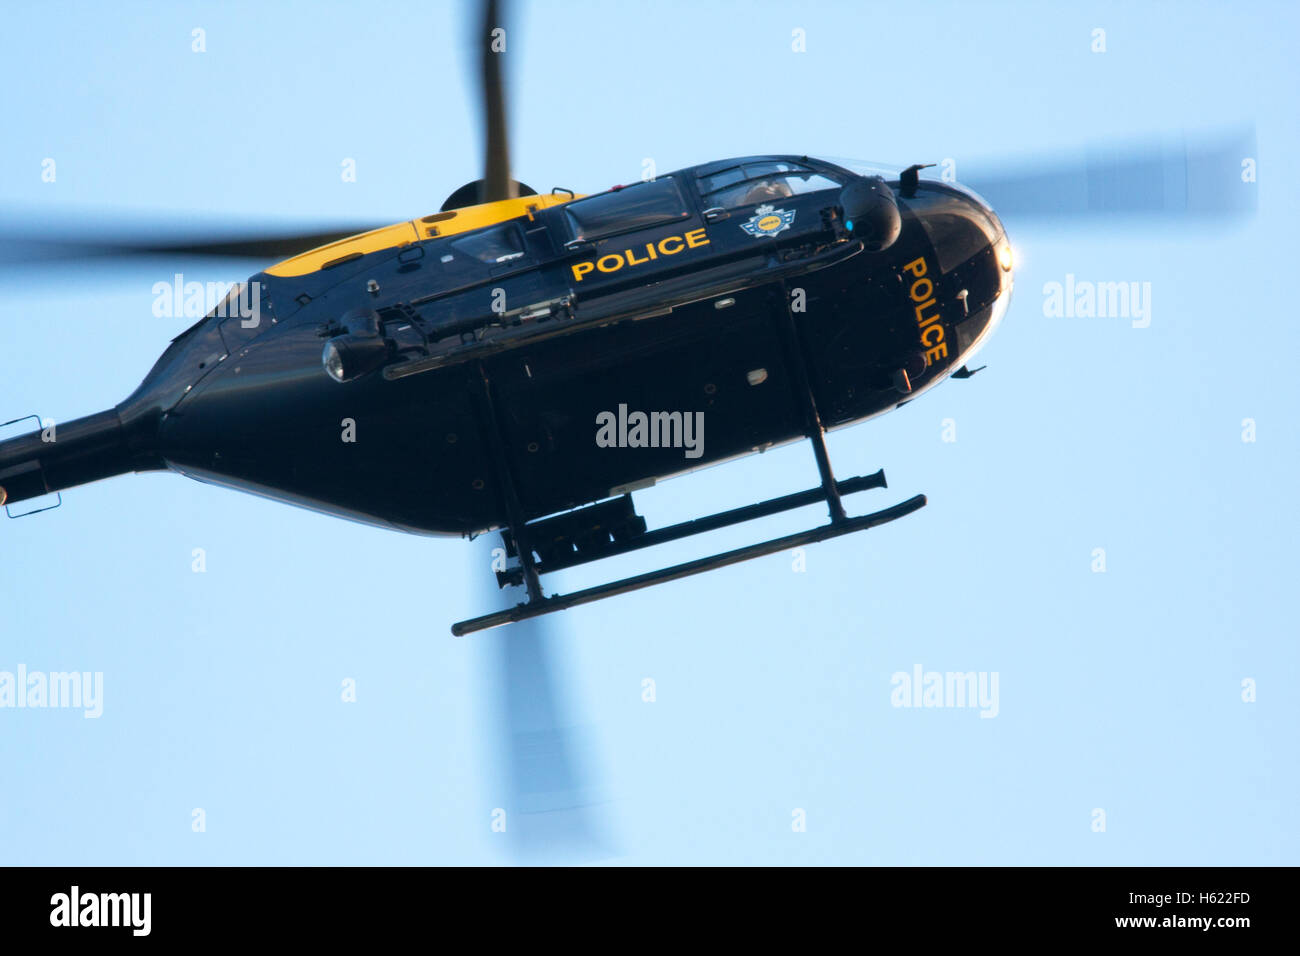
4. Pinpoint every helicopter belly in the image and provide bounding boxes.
[485,283,807,520]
